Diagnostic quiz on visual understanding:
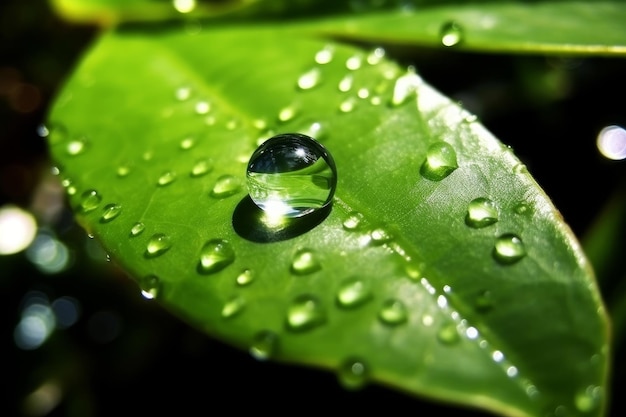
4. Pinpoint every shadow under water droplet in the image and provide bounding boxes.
[232,195,330,243]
